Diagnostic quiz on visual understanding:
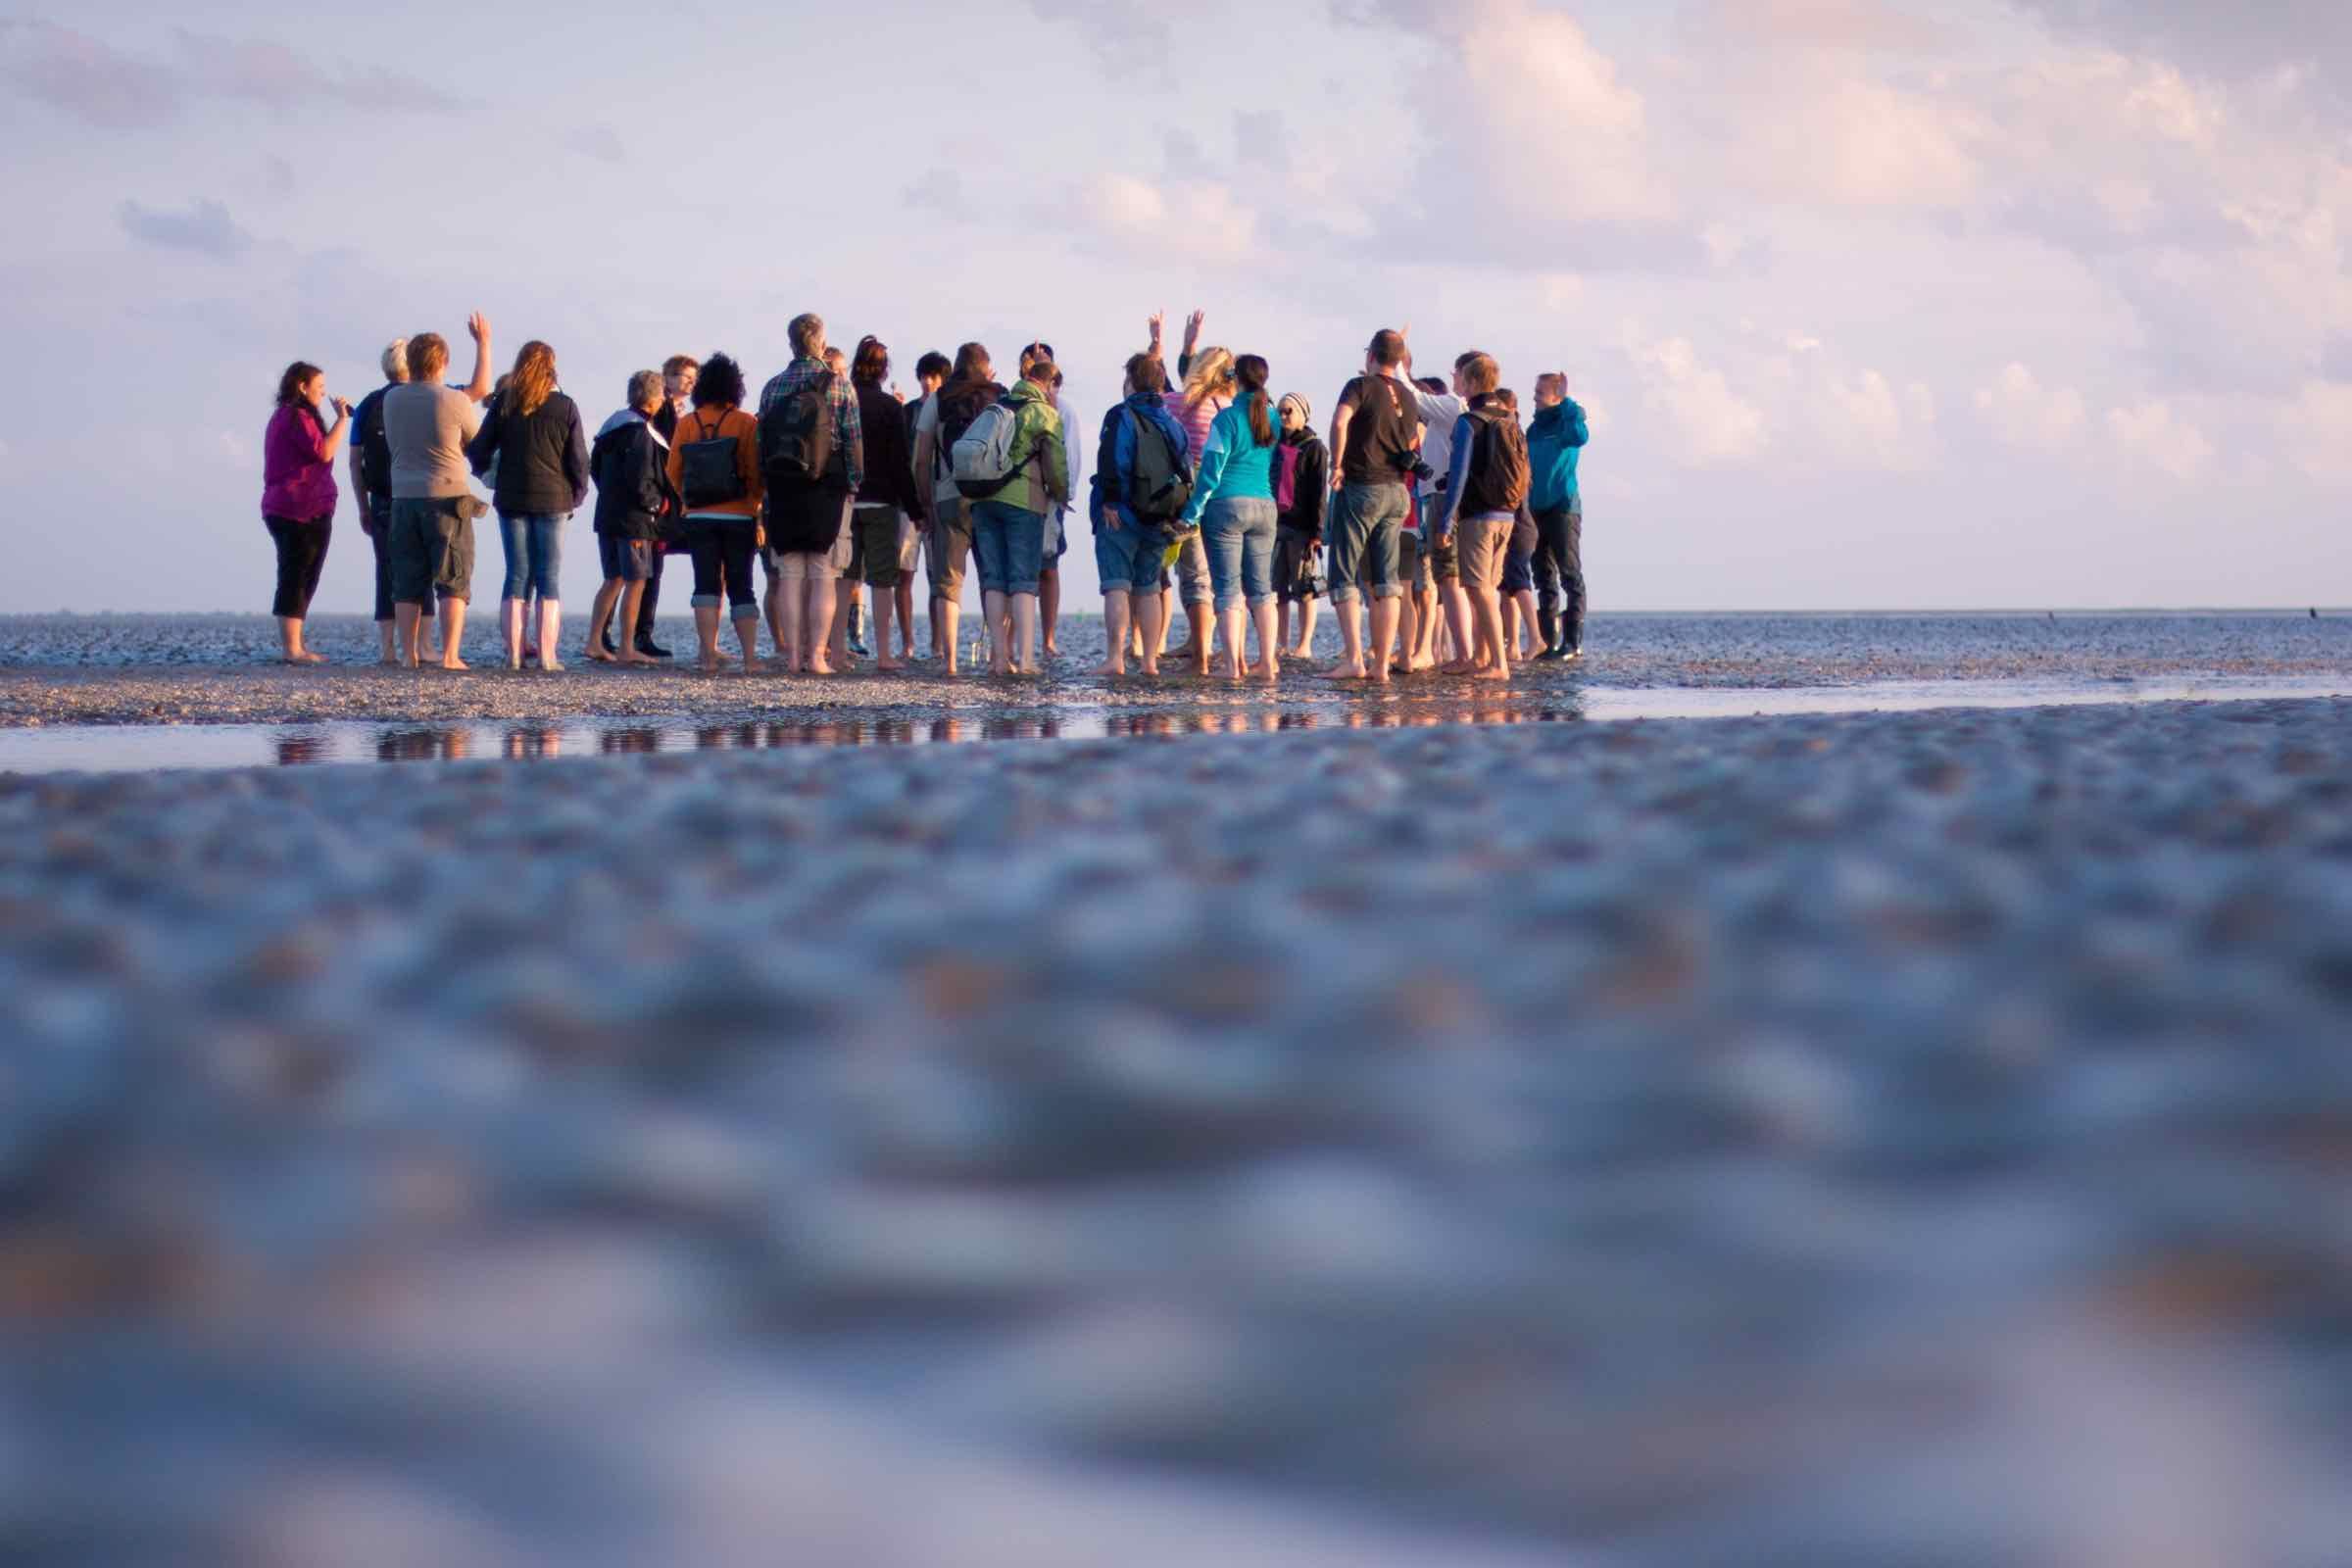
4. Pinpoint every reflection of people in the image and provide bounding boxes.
[261,361,352,664]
